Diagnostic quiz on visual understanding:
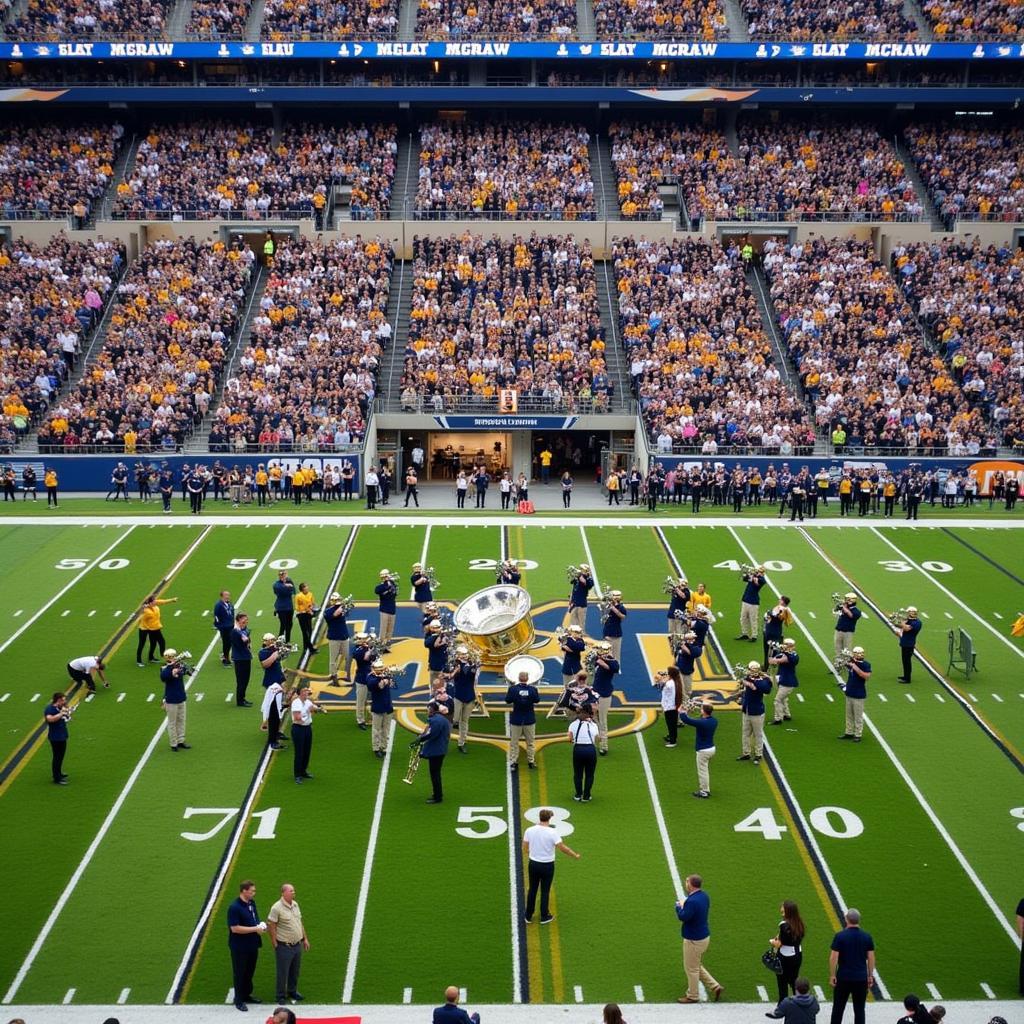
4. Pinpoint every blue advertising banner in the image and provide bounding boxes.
[433,415,580,430]
[1,39,1024,62]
